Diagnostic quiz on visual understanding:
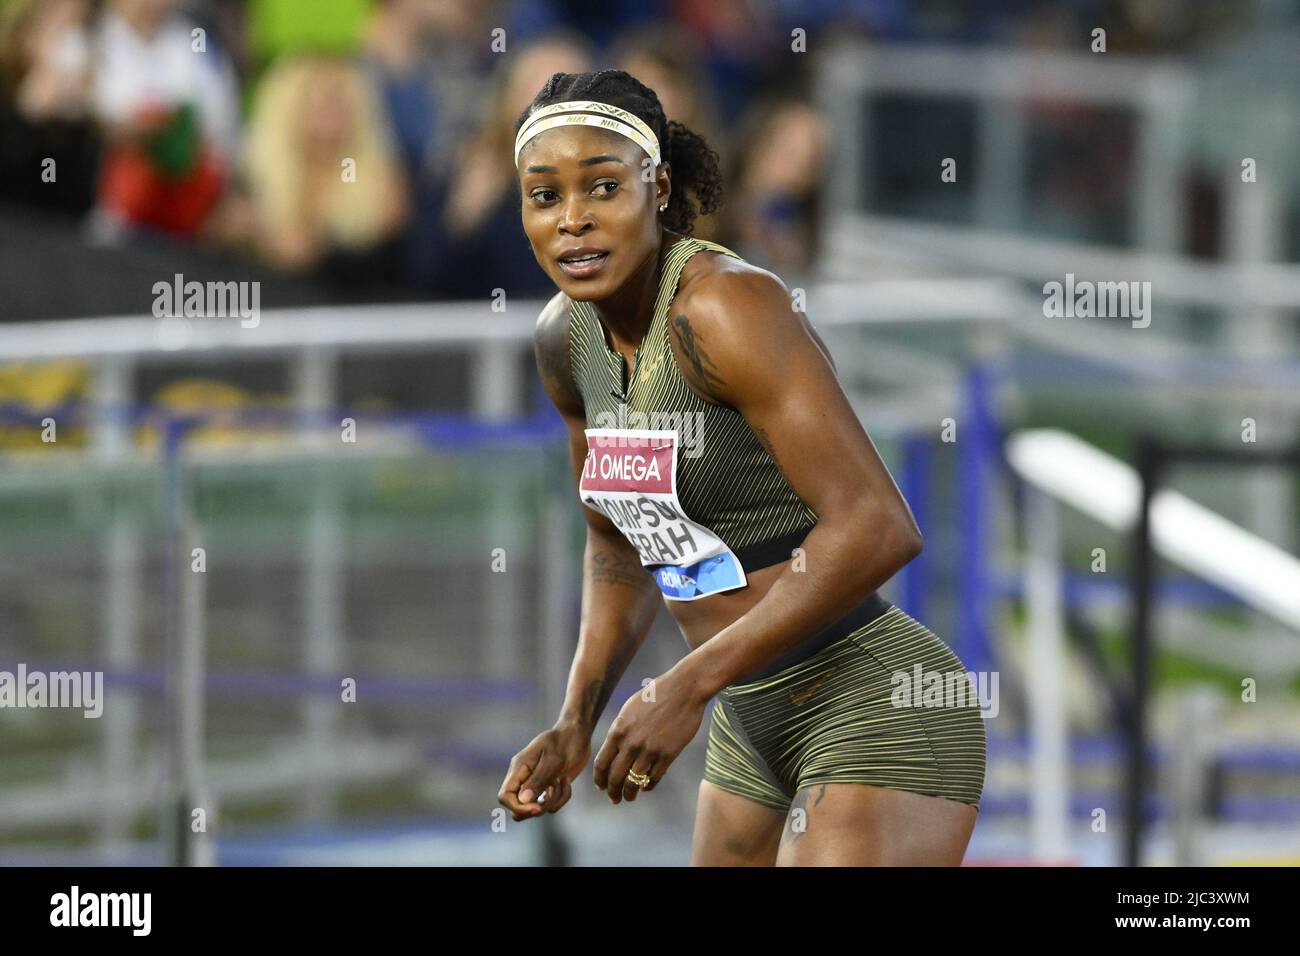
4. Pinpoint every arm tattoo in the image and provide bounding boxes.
[670,313,727,397]
[579,630,640,728]
[591,548,652,591]
[577,548,651,726]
